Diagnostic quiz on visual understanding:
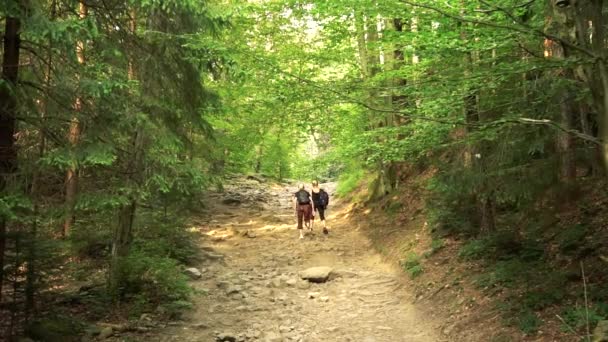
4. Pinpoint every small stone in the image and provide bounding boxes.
[296,281,311,290]
[286,279,297,286]
[99,327,113,339]
[300,267,333,283]
[320,296,329,302]
[226,285,241,295]
[271,278,284,288]
[185,268,202,280]
[308,292,321,299]
[216,332,237,342]
[139,313,153,321]
[217,281,231,289]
